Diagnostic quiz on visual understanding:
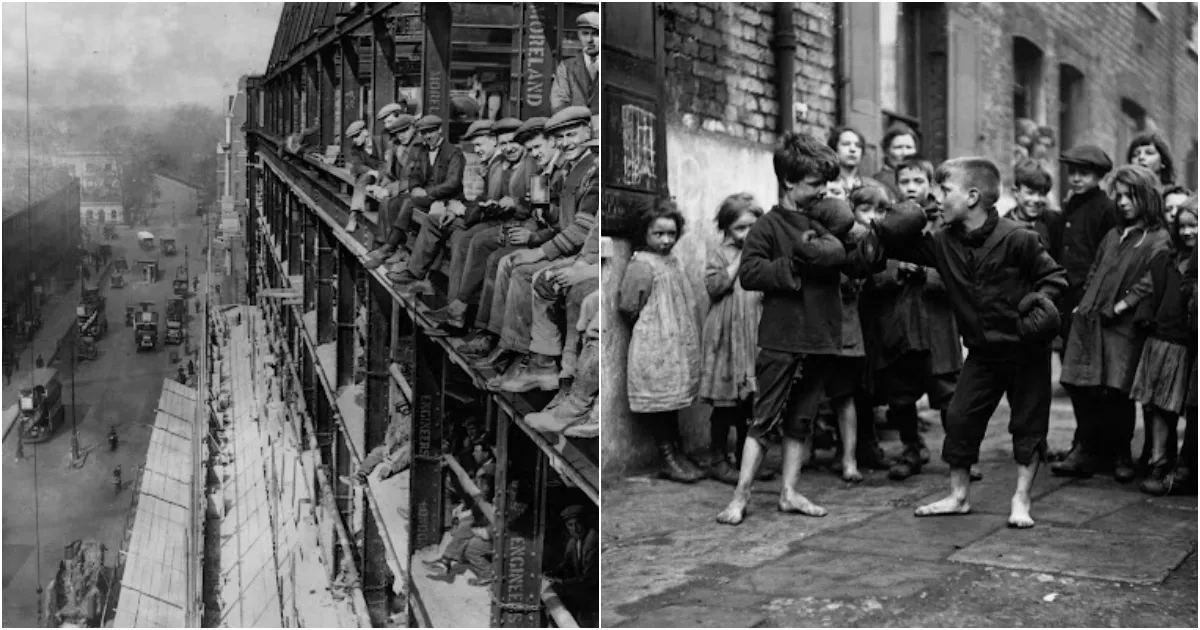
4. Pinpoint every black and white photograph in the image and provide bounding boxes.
[600,2,1198,628]
[3,2,598,627]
